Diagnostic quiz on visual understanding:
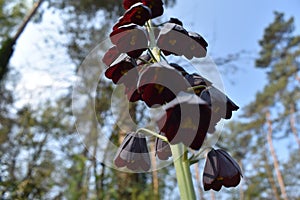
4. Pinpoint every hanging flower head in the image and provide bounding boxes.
[157,92,211,150]
[155,132,172,160]
[123,0,164,18]
[203,148,243,191]
[137,62,190,107]
[114,132,151,171]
